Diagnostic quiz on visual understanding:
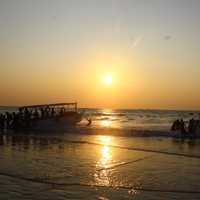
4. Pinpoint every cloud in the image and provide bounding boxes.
[164,35,172,40]
[130,35,143,49]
